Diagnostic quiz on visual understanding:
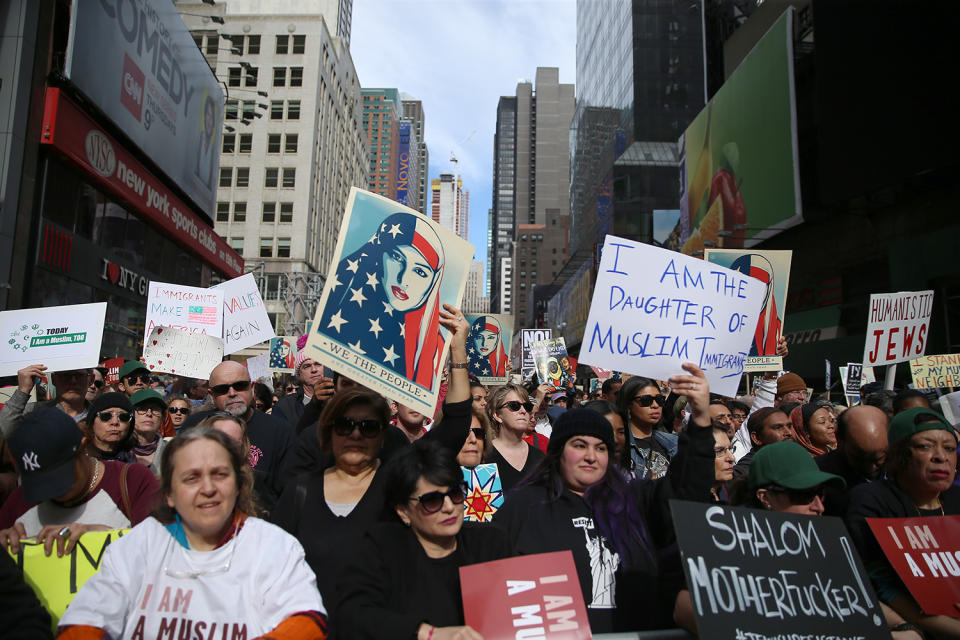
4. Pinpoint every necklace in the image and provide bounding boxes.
[912,498,945,516]
[82,458,101,501]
